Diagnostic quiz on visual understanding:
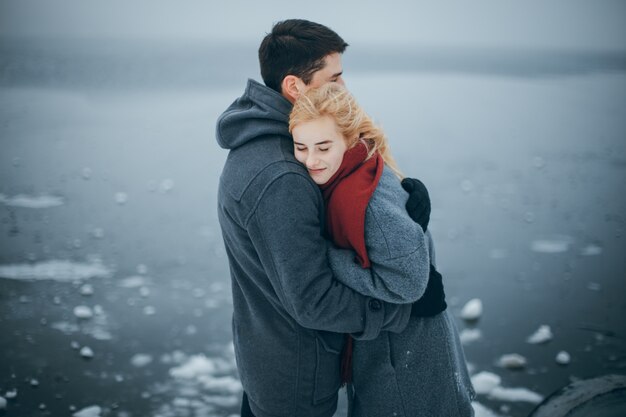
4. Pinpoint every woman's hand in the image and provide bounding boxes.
[401,177,431,232]
[411,264,447,317]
